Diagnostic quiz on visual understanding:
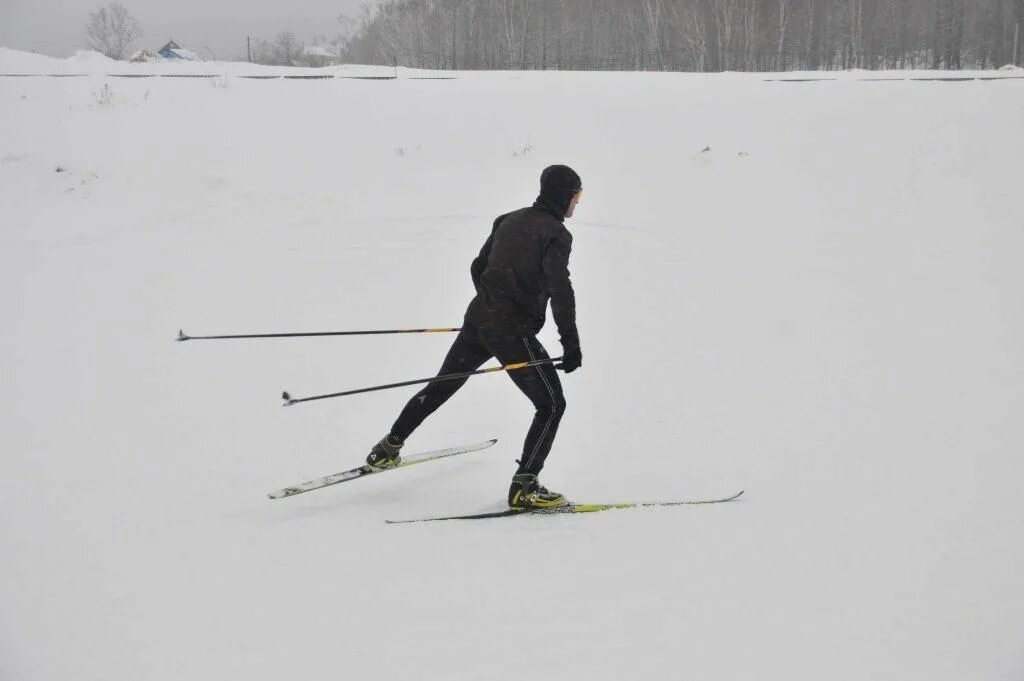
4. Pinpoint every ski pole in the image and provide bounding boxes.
[281,357,564,406]
[176,327,460,342]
